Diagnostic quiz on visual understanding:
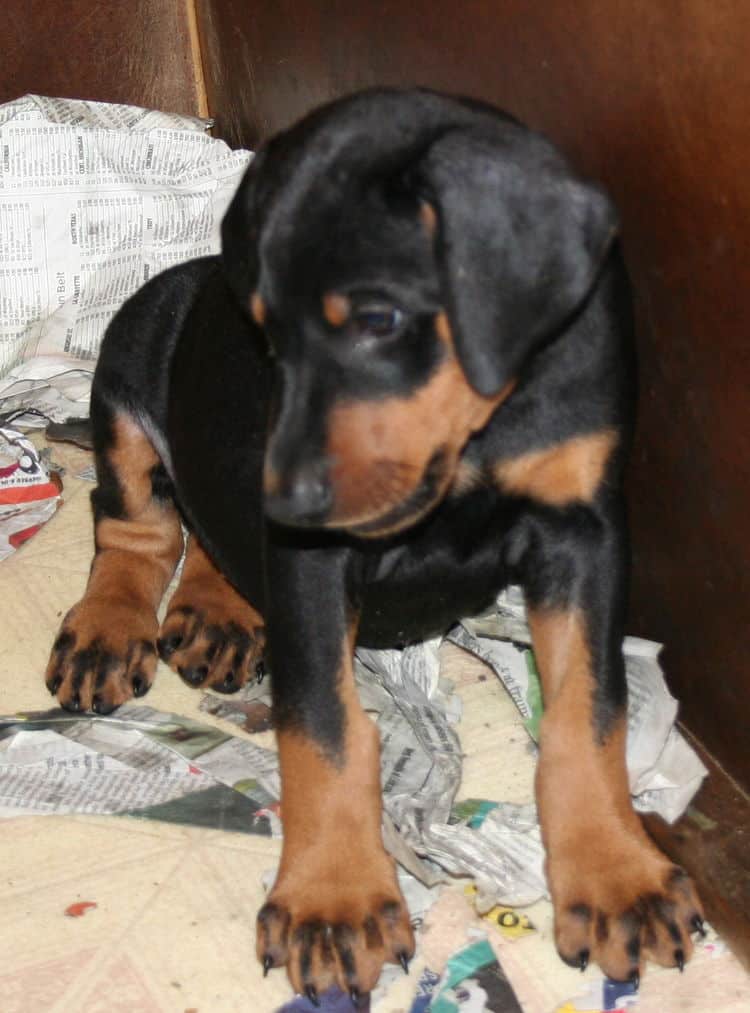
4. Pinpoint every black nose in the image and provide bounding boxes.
[264,460,333,526]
